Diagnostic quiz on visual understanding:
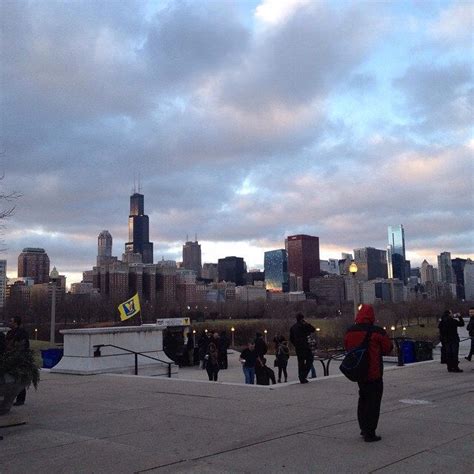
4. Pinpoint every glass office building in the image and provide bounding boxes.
[264,249,289,292]
[387,225,406,282]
